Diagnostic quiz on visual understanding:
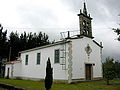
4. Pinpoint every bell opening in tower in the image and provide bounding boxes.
[78,2,94,39]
